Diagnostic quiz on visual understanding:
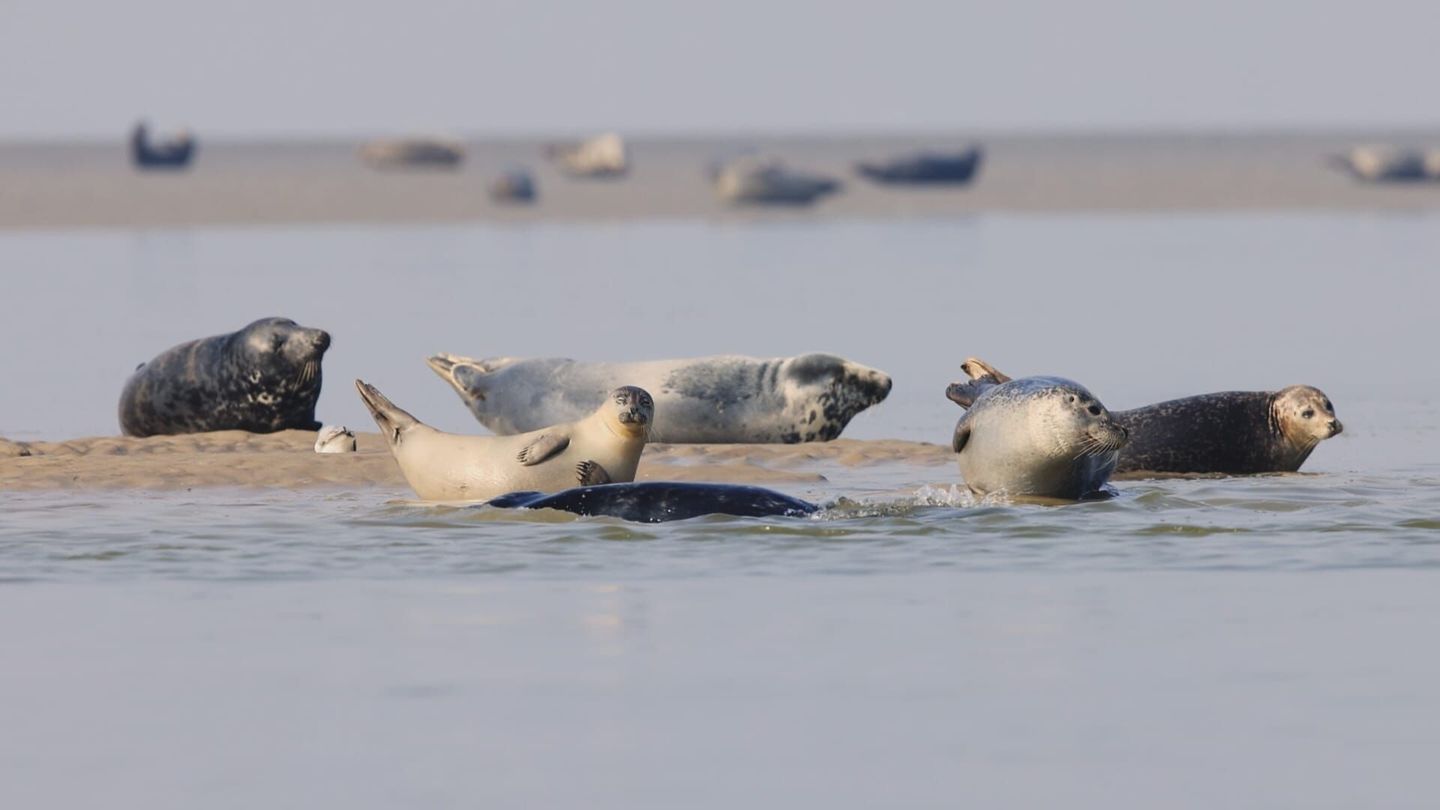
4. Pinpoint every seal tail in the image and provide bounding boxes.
[355,379,419,442]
